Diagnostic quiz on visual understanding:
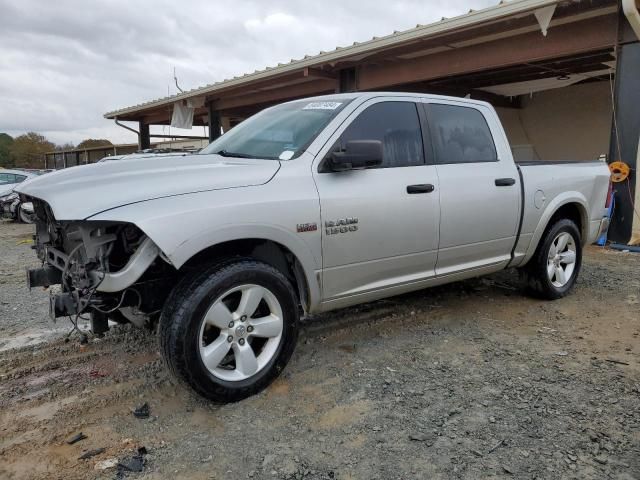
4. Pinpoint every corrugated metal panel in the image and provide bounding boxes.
[104,0,562,118]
